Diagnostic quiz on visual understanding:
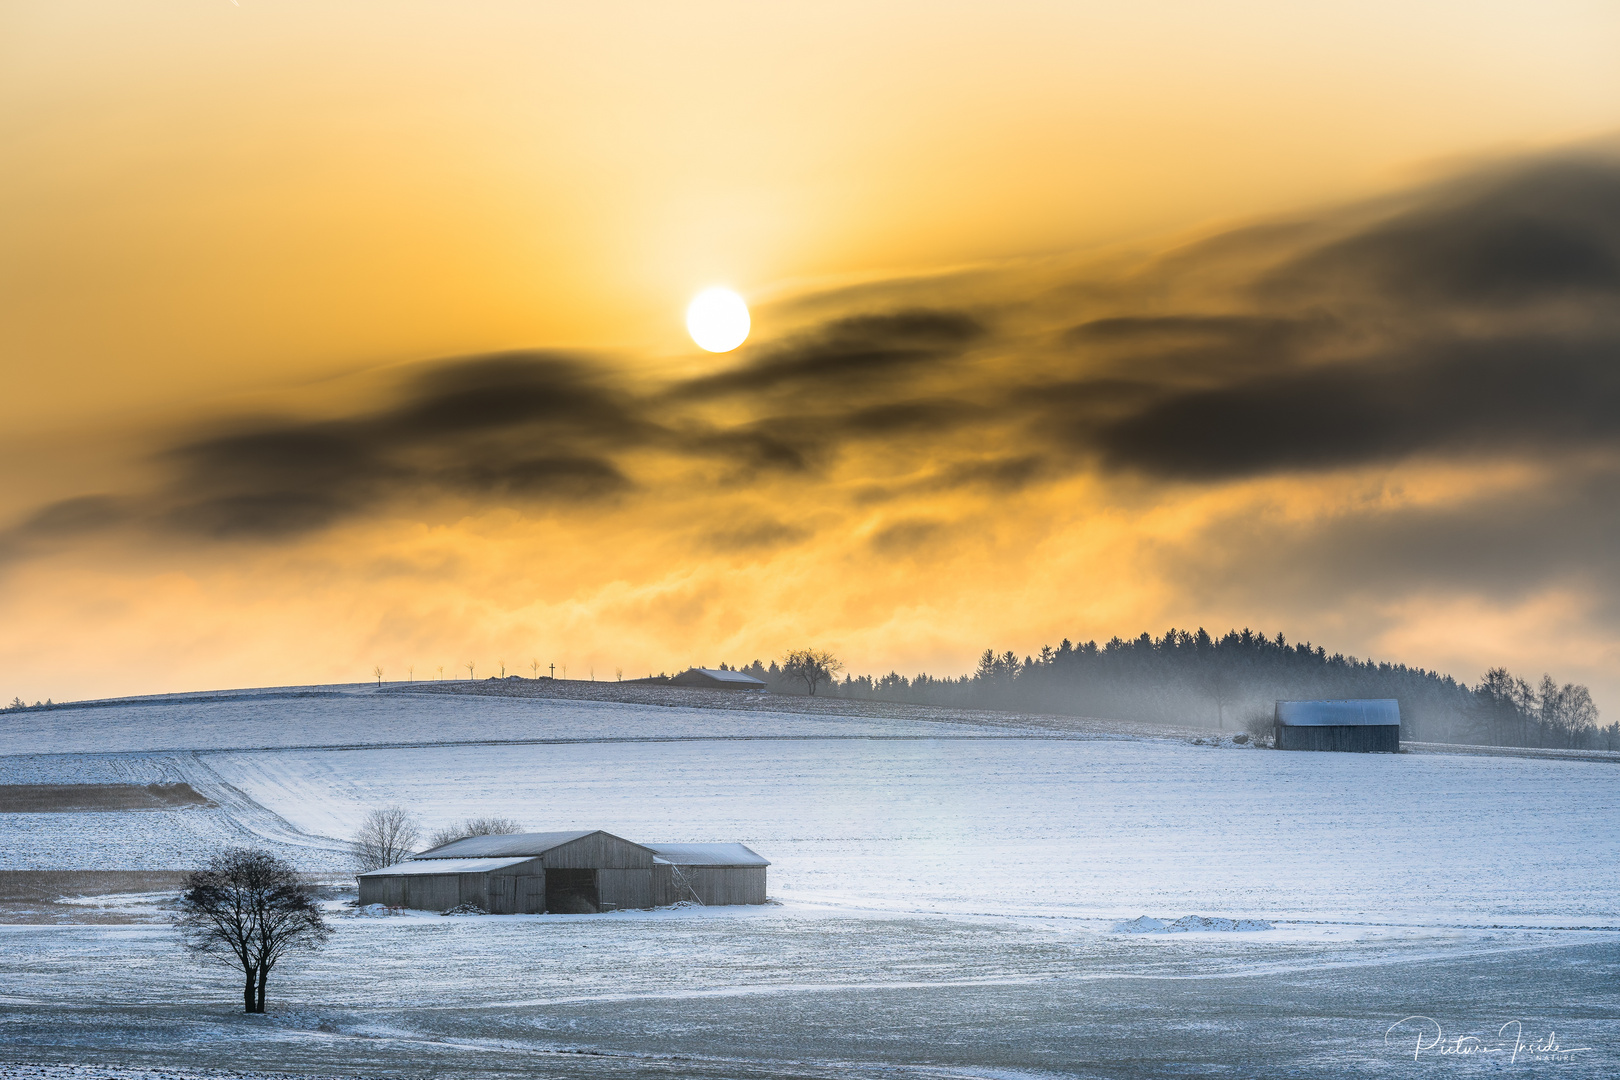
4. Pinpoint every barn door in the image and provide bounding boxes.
[490,876,517,914]
[545,869,599,913]
[517,877,543,914]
